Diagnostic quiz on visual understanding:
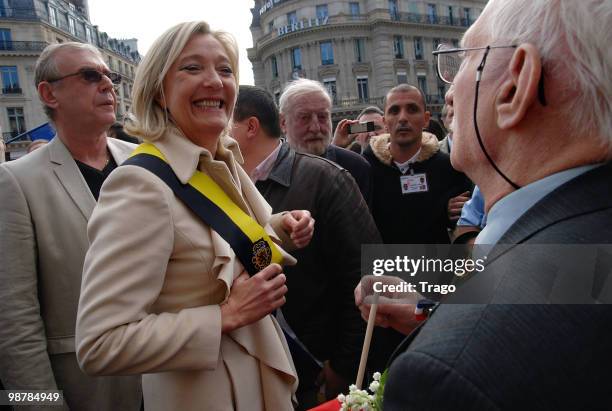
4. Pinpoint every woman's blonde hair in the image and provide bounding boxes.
[126,21,239,141]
